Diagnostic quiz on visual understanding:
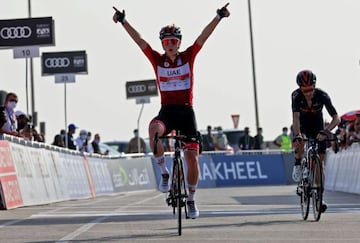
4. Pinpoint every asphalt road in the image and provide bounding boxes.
[1,185,360,243]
